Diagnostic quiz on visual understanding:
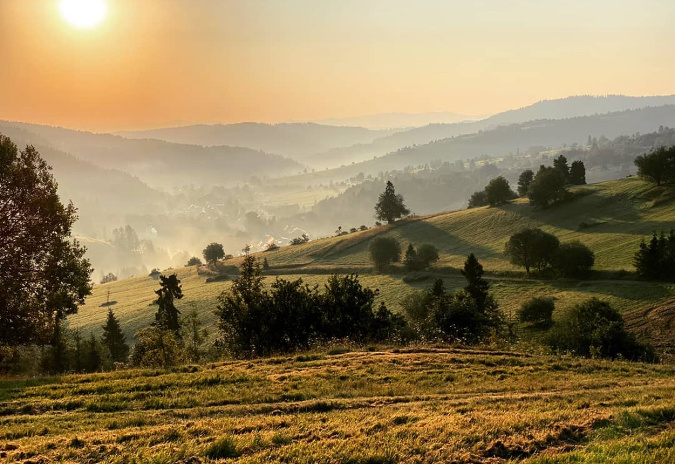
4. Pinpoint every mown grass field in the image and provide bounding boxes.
[69,177,675,352]
[1,348,674,463]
